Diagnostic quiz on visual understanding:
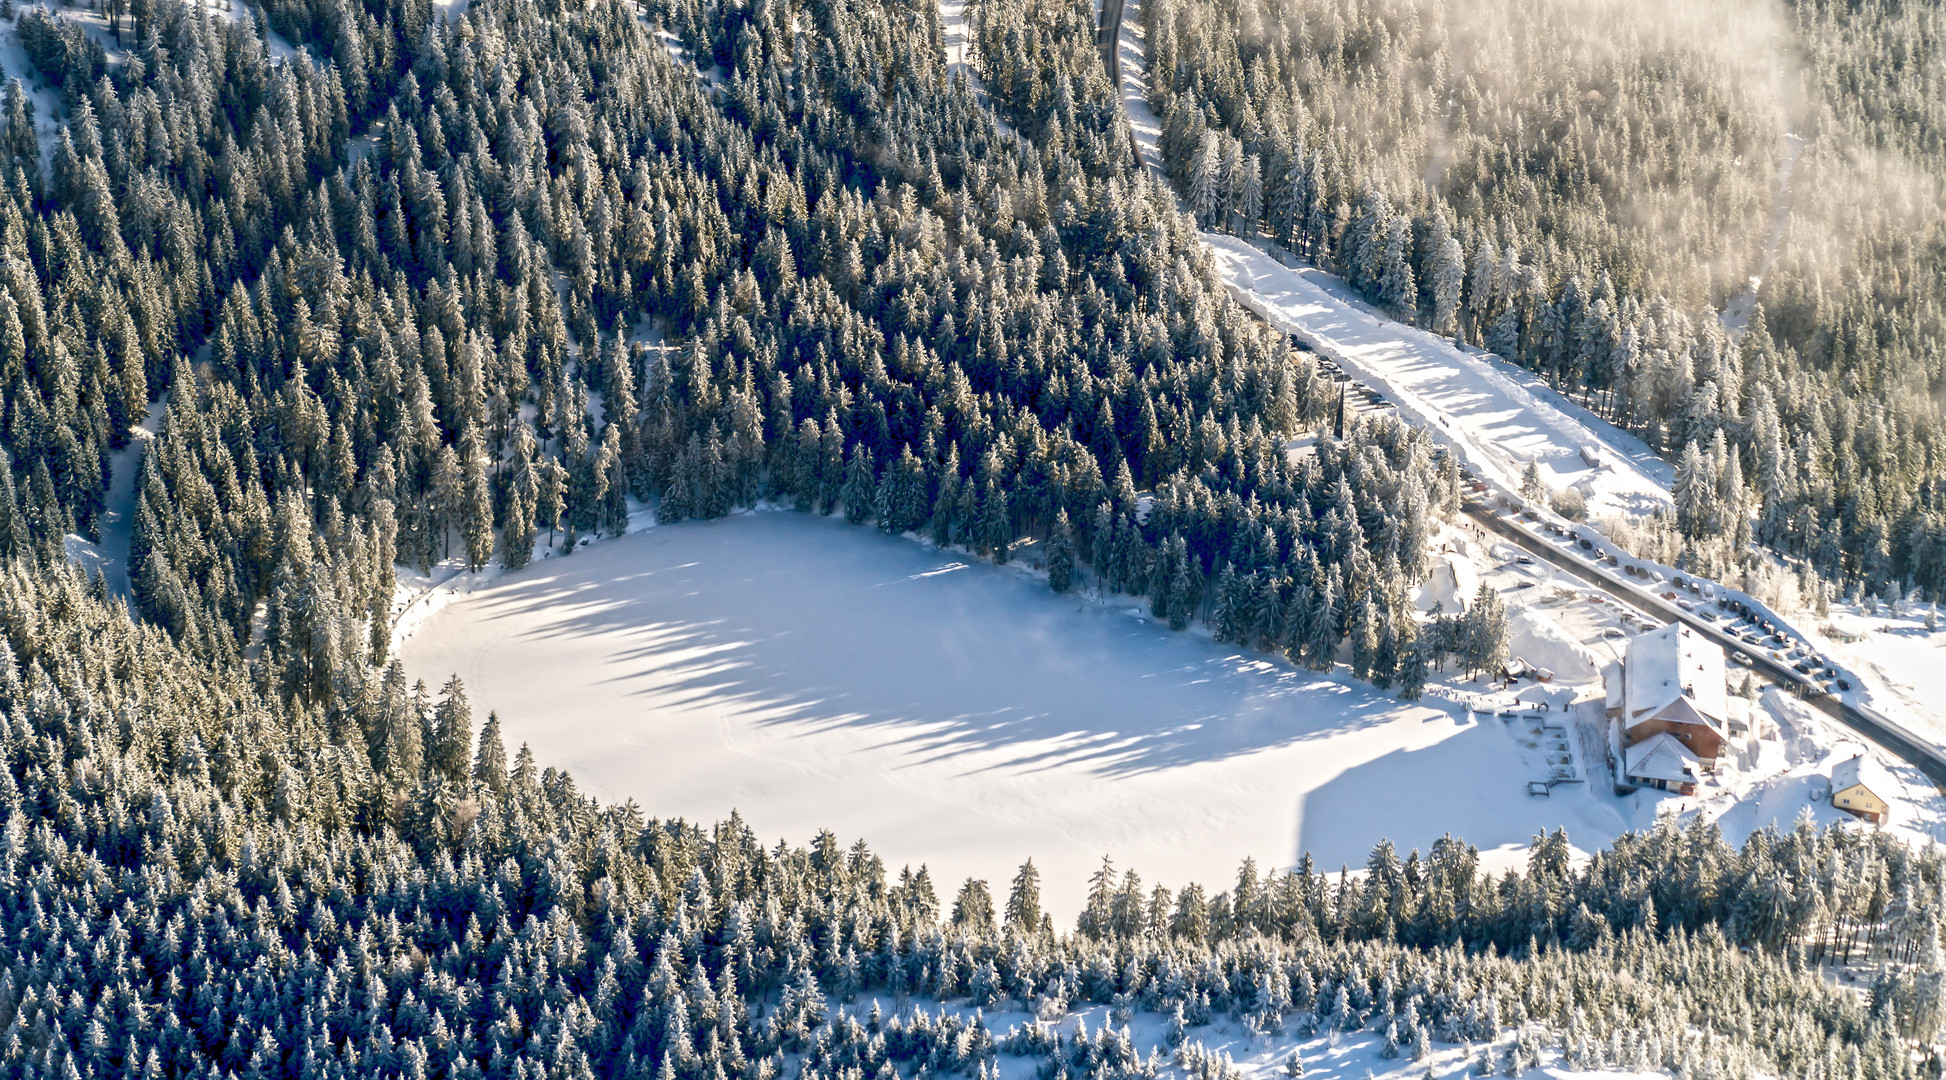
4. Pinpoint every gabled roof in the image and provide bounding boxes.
[1624,732,1702,786]
[1624,623,1726,732]
[1833,753,1895,799]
